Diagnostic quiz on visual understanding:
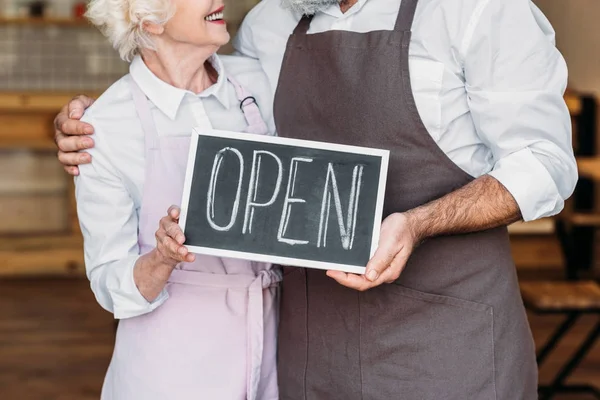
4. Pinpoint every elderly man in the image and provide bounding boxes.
[55,0,576,398]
